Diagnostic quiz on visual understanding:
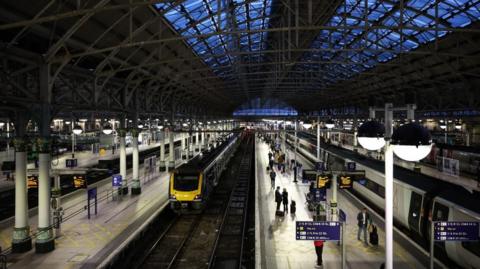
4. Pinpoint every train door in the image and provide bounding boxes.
[408,191,423,234]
